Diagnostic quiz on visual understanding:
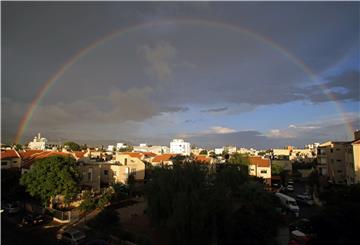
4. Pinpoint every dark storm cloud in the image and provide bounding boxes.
[2,2,359,143]
[304,70,360,102]
[201,107,228,113]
